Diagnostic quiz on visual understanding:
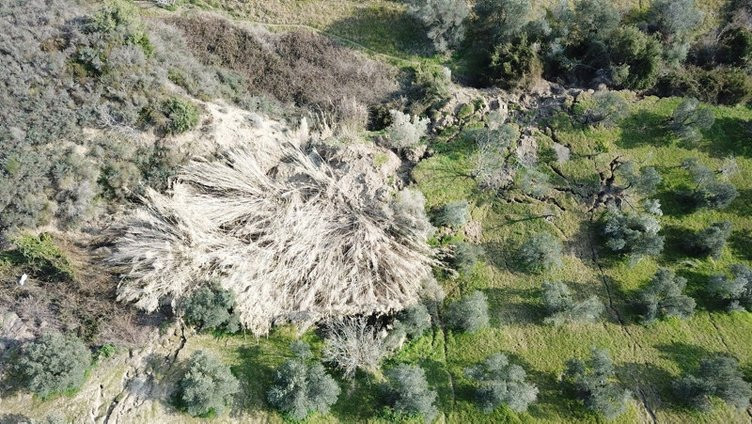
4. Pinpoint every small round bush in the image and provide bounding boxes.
[268,355,340,420]
[384,364,438,422]
[451,242,482,273]
[176,350,240,417]
[518,232,563,273]
[11,332,92,397]
[445,290,490,333]
[160,97,199,135]
[395,303,432,338]
[674,355,752,410]
[688,221,732,259]
[435,200,470,228]
[181,285,240,333]
[465,353,538,412]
